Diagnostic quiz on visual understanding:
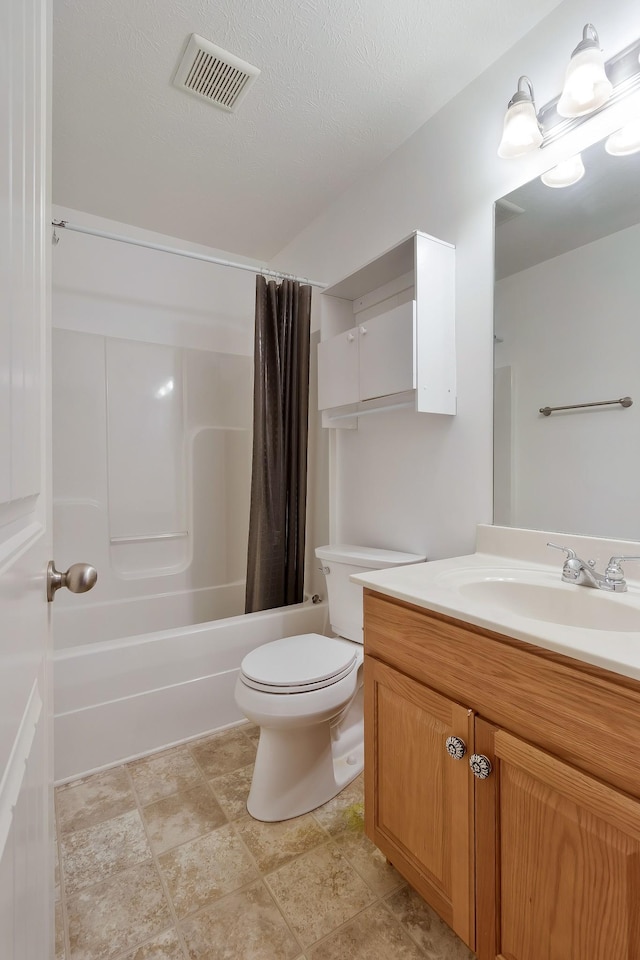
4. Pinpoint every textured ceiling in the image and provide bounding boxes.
[53,0,564,260]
